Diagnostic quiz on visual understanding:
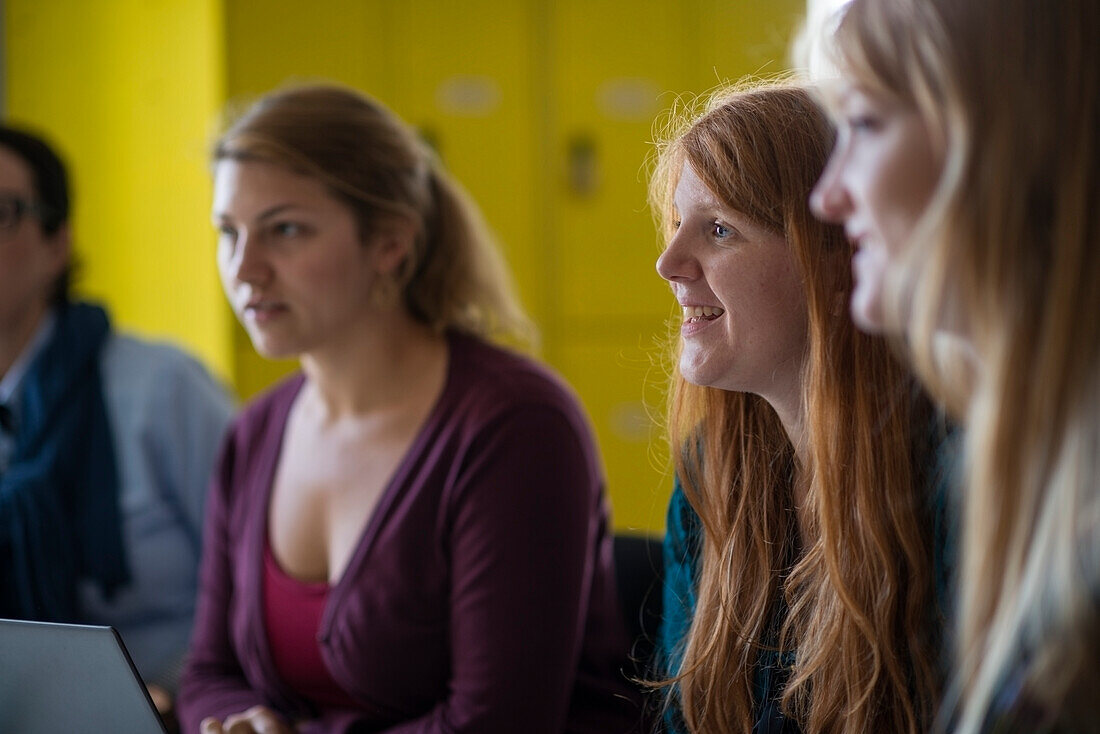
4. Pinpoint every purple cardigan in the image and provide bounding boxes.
[178,333,644,733]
